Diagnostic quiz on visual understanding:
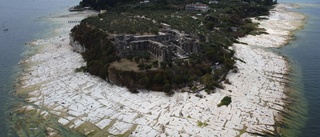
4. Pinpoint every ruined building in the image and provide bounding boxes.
[185,4,209,12]
[69,29,201,62]
[114,29,201,62]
